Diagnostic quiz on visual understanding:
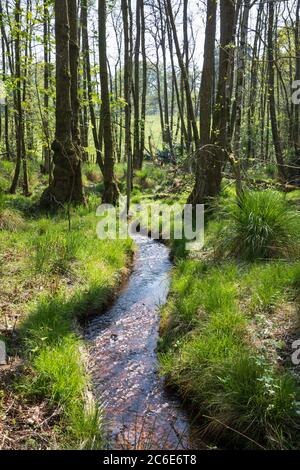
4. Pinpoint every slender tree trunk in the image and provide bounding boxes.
[10,0,24,195]
[81,0,104,172]
[247,0,263,160]
[267,0,286,181]
[68,0,85,199]
[183,0,192,150]
[165,0,199,149]
[138,0,147,169]
[188,0,217,205]
[210,0,236,193]
[1,34,10,160]
[232,0,250,159]
[99,0,118,204]
[293,0,300,178]
[158,0,172,153]
[133,0,141,170]
[166,14,188,147]
[155,45,165,146]
[122,0,133,213]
